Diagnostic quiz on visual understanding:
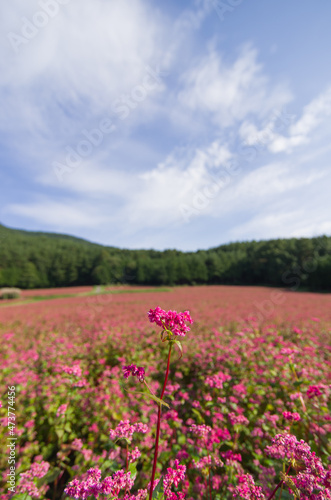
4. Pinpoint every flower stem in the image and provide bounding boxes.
[149,344,172,500]
[290,363,307,413]
[209,467,212,500]
[266,480,283,500]
[267,464,291,500]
